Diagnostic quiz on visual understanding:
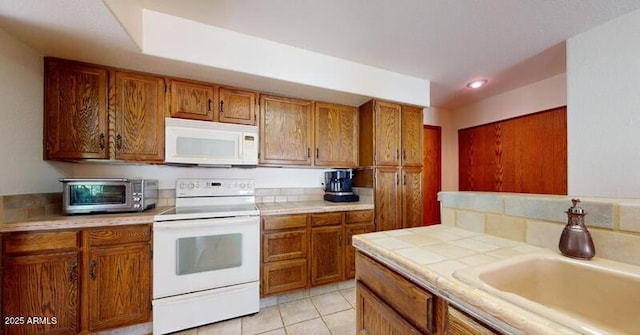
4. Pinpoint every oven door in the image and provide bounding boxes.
[153,215,259,299]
